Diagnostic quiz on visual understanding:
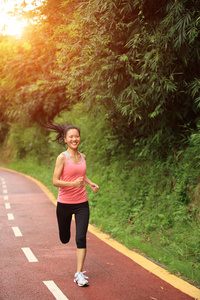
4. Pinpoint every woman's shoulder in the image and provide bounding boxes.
[57,152,68,162]
[79,152,86,160]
